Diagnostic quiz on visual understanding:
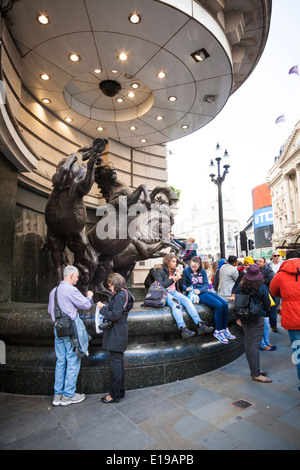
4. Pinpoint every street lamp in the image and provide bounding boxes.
[209,143,230,259]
